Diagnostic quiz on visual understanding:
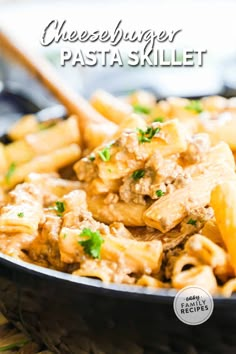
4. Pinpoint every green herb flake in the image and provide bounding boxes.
[17,212,24,218]
[49,201,65,217]
[153,117,164,123]
[5,162,16,184]
[132,169,145,181]
[187,218,197,226]
[89,155,95,162]
[137,126,160,143]
[78,228,104,259]
[185,100,203,114]
[156,189,165,197]
[133,104,151,115]
[98,147,111,162]
[55,201,65,216]
[63,233,67,239]
[55,201,65,213]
